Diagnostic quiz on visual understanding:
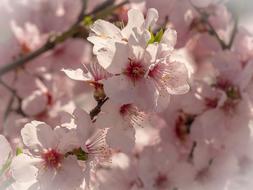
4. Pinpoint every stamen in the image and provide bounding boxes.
[120,104,146,127]
[148,63,172,94]
[215,78,241,113]
[42,149,62,168]
[124,59,146,83]
[85,129,111,162]
[205,97,218,108]
[153,172,169,188]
